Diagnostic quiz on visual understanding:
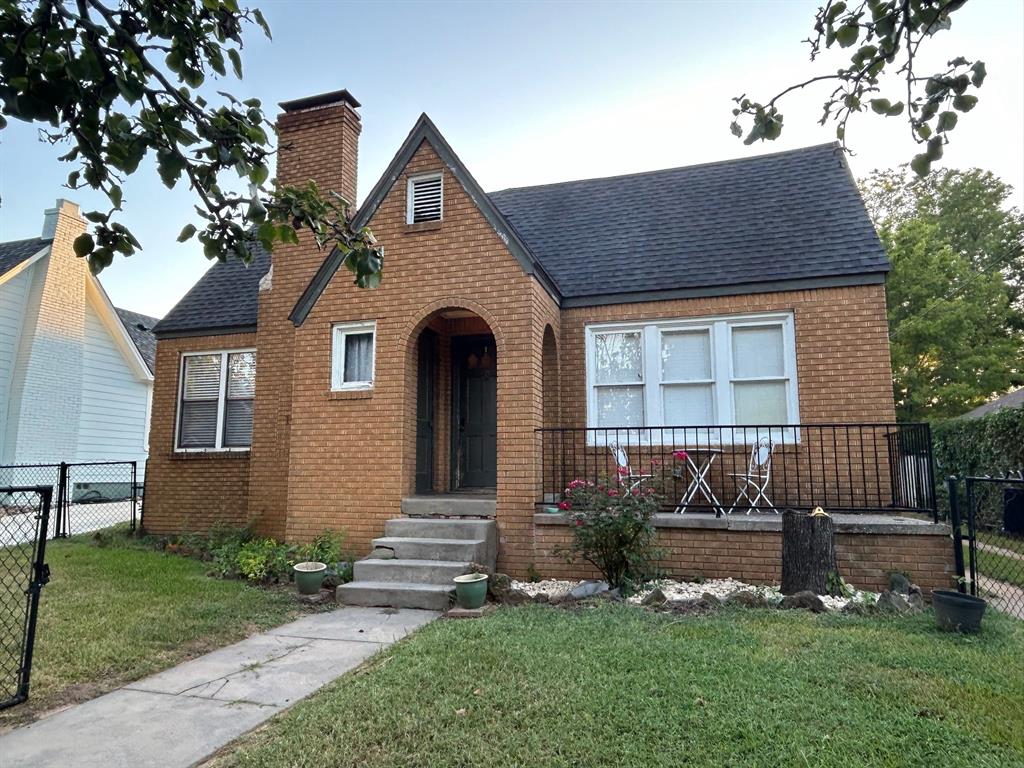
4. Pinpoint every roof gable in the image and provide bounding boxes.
[115,307,159,373]
[0,237,49,282]
[289,114,560,326]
